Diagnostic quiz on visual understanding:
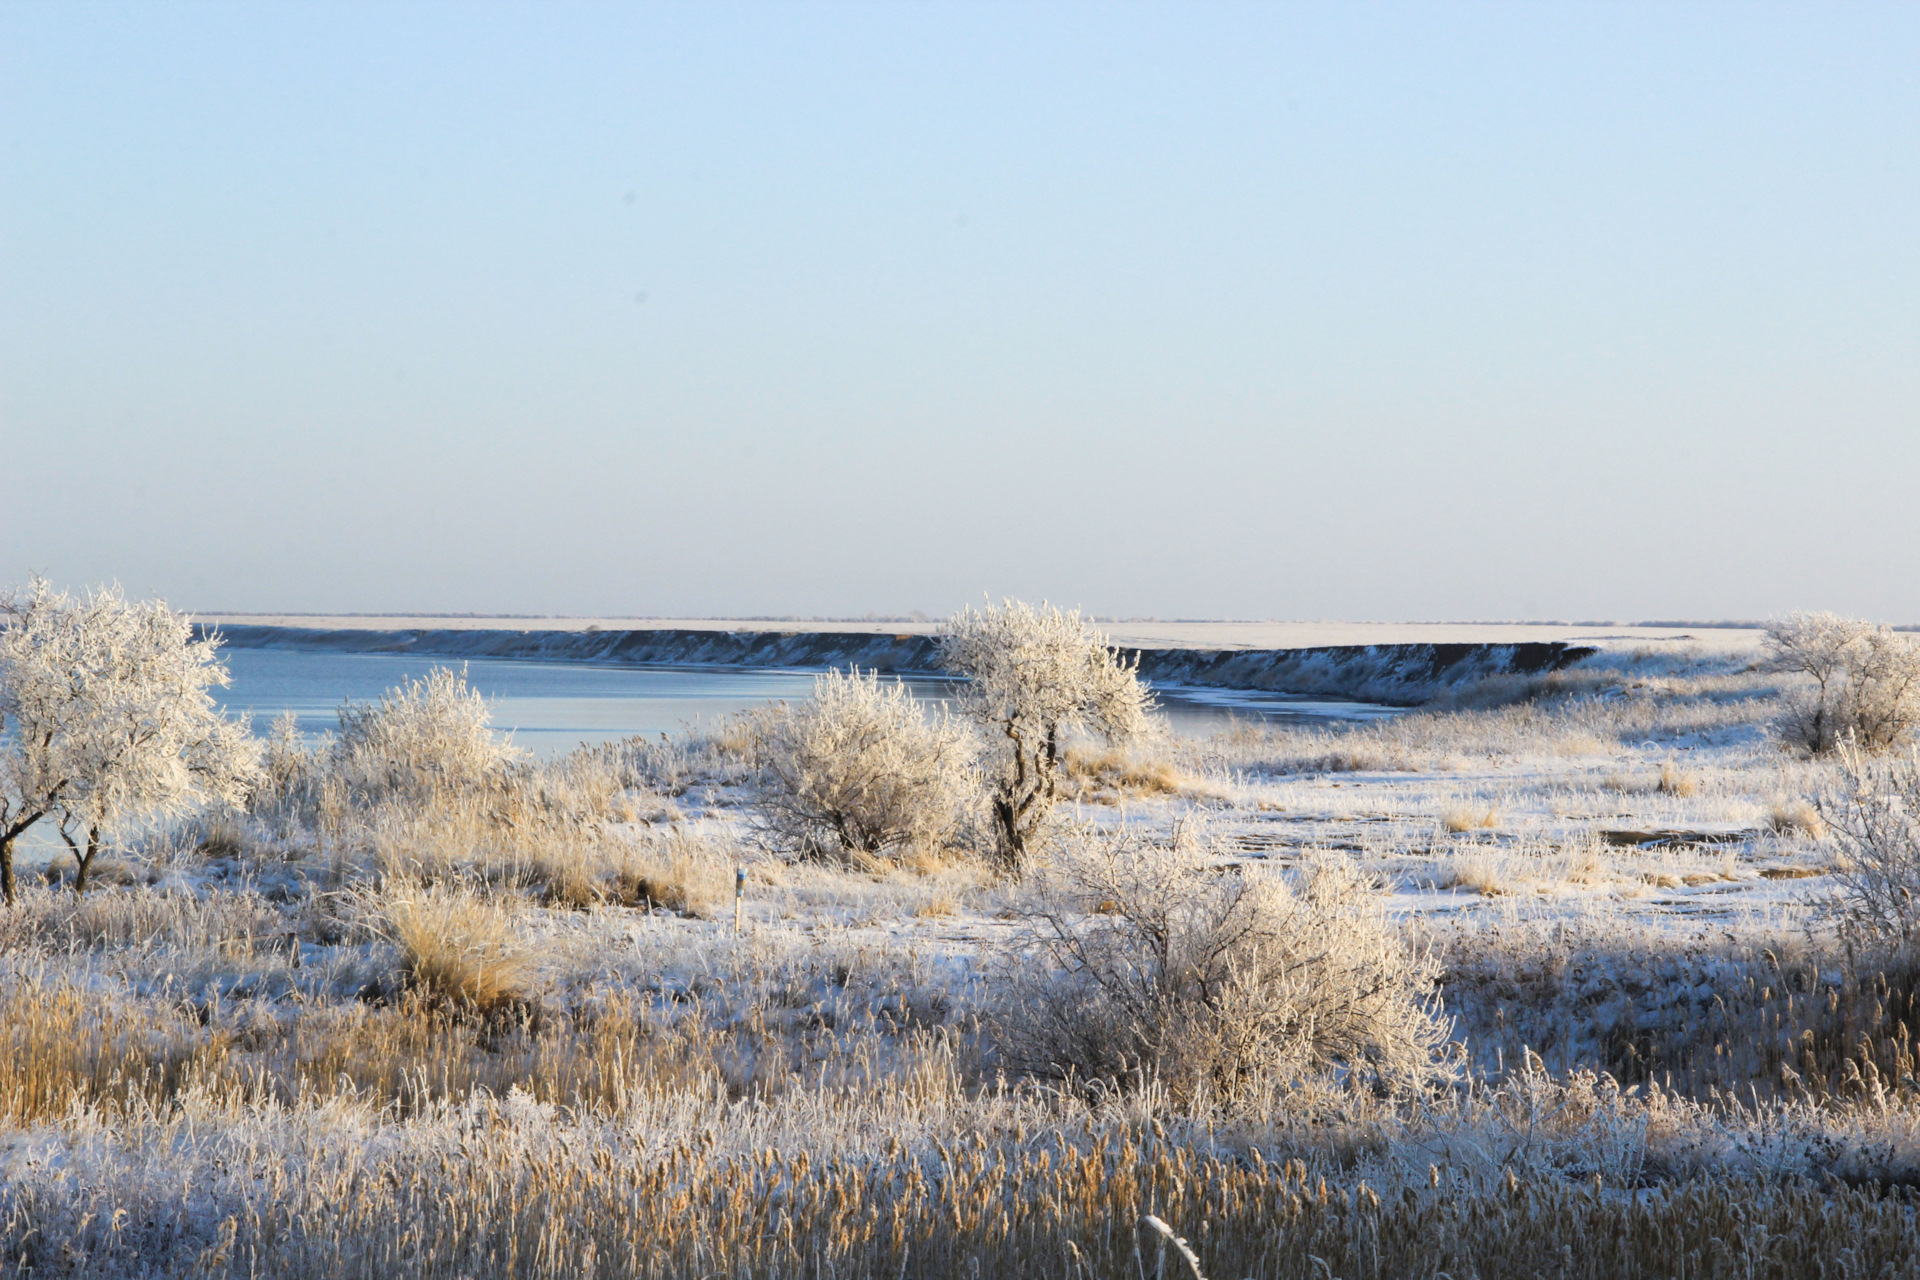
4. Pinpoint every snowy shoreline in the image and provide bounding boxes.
[202,623,1598,706]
